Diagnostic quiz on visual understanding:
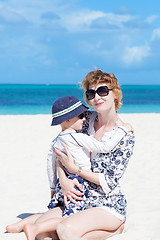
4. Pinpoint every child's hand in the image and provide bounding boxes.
[123,122,134,133]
